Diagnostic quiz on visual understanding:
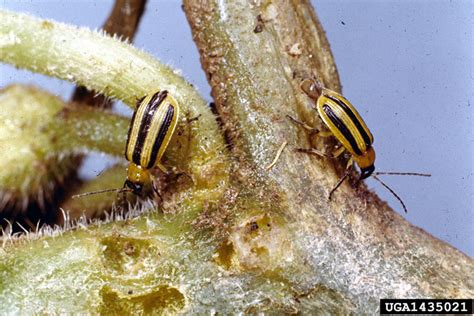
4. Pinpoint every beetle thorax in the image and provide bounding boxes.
[126,163,151,185]
[353,146,376,169]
